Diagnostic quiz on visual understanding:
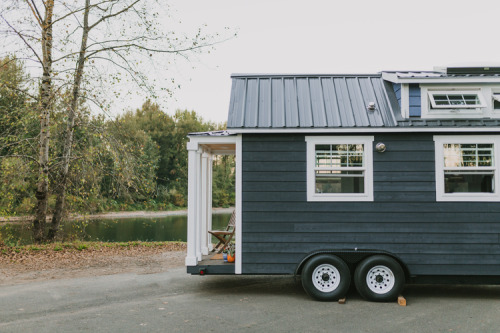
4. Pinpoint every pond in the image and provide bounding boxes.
[0,213,232,245]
